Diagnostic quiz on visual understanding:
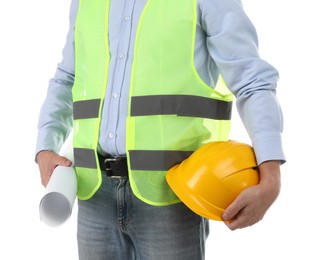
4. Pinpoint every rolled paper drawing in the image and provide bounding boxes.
[39,165,77,227]
[39,131,76,227]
